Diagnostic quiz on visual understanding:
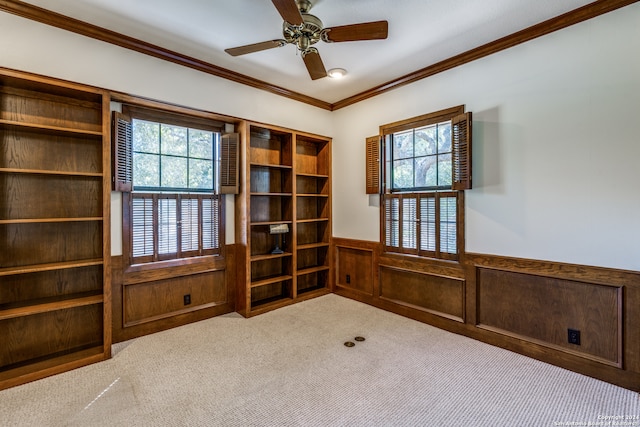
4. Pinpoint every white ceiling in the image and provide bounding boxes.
[22,0,594,104]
